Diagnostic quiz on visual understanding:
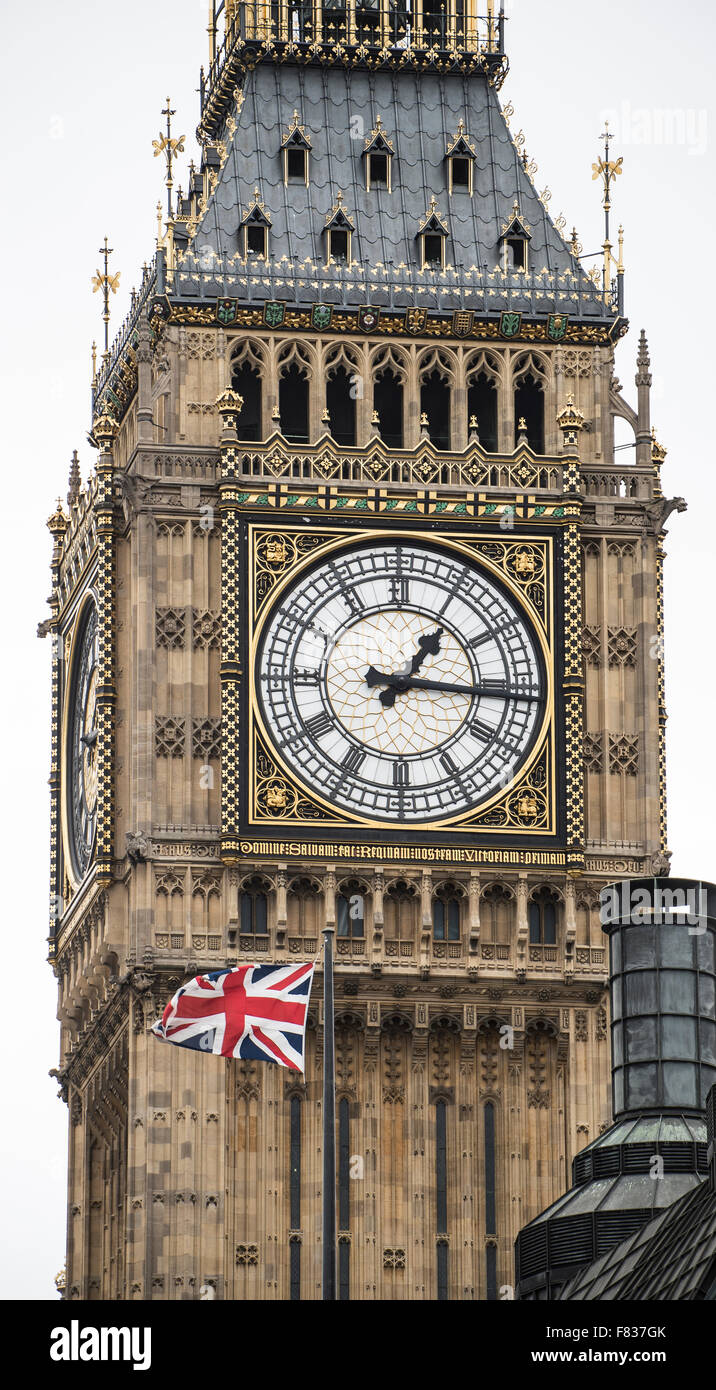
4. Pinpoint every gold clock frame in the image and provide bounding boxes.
[246,525,557,836]
[60,590,99,892]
